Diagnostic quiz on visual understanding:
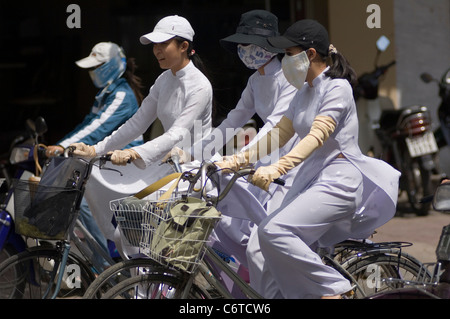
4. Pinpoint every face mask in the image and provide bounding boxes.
[281,51,310,90]
[237,44,277,70]
[89,53,127,88]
